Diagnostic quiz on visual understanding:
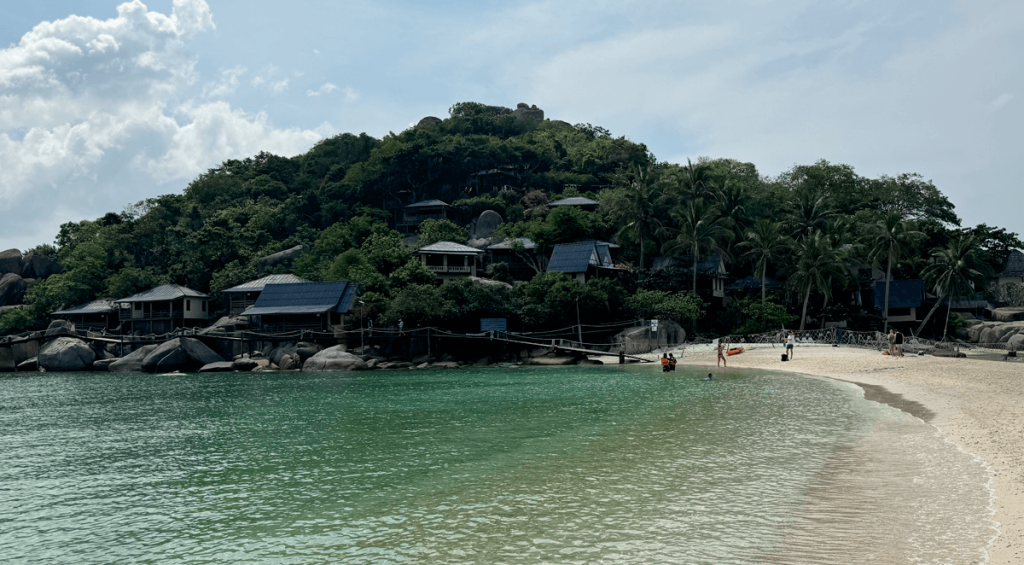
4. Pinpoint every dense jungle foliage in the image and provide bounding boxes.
[2,101,1021,338]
